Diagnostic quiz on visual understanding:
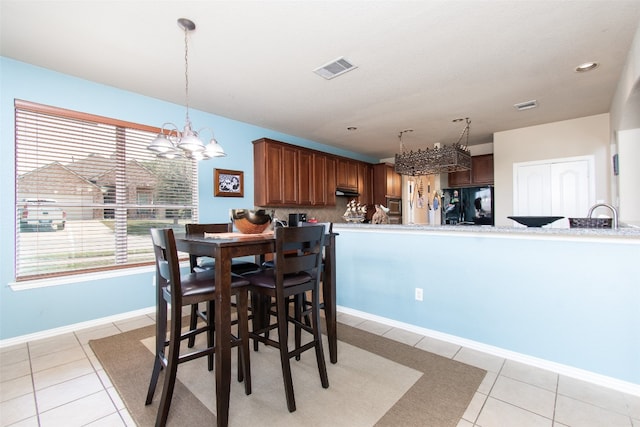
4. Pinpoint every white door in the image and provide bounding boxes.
[514,156,594,227]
